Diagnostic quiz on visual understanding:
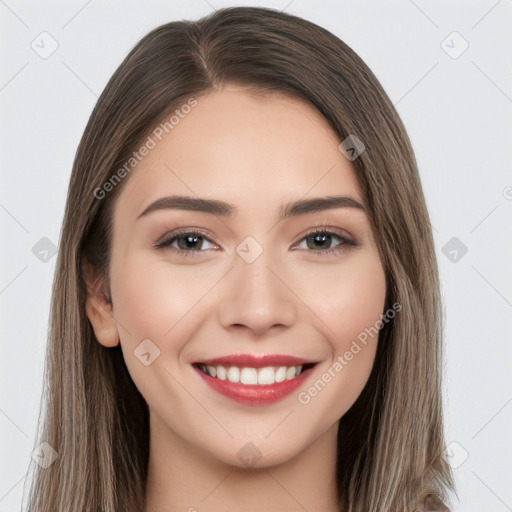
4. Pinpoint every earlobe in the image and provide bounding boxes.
[82,258,120,348]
